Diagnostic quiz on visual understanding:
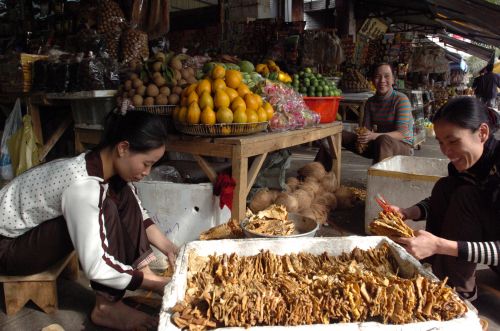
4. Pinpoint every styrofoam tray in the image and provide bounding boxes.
[160,236,481,331]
